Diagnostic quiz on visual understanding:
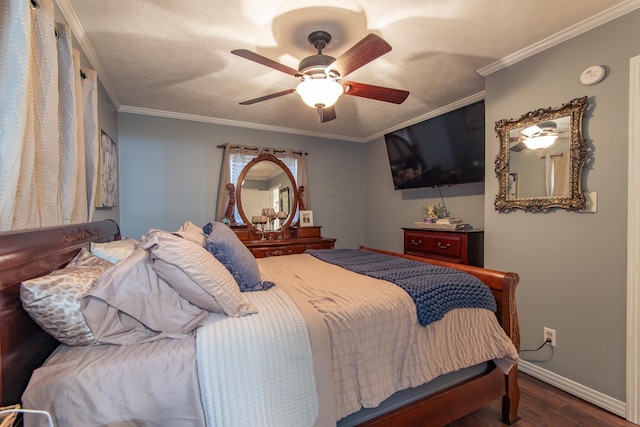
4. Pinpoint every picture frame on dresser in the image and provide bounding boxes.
[299,210,314,227]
